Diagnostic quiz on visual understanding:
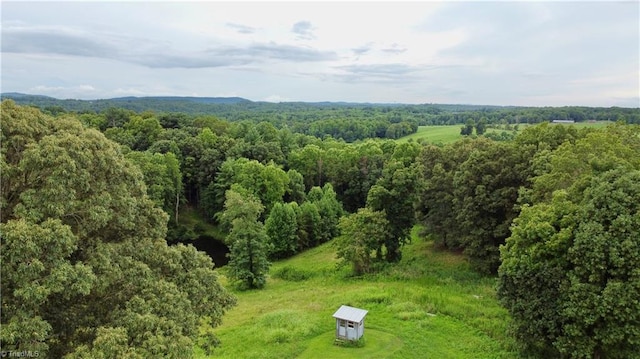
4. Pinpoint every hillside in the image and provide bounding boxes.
[203,227,517,359]
[0,93,251,114]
